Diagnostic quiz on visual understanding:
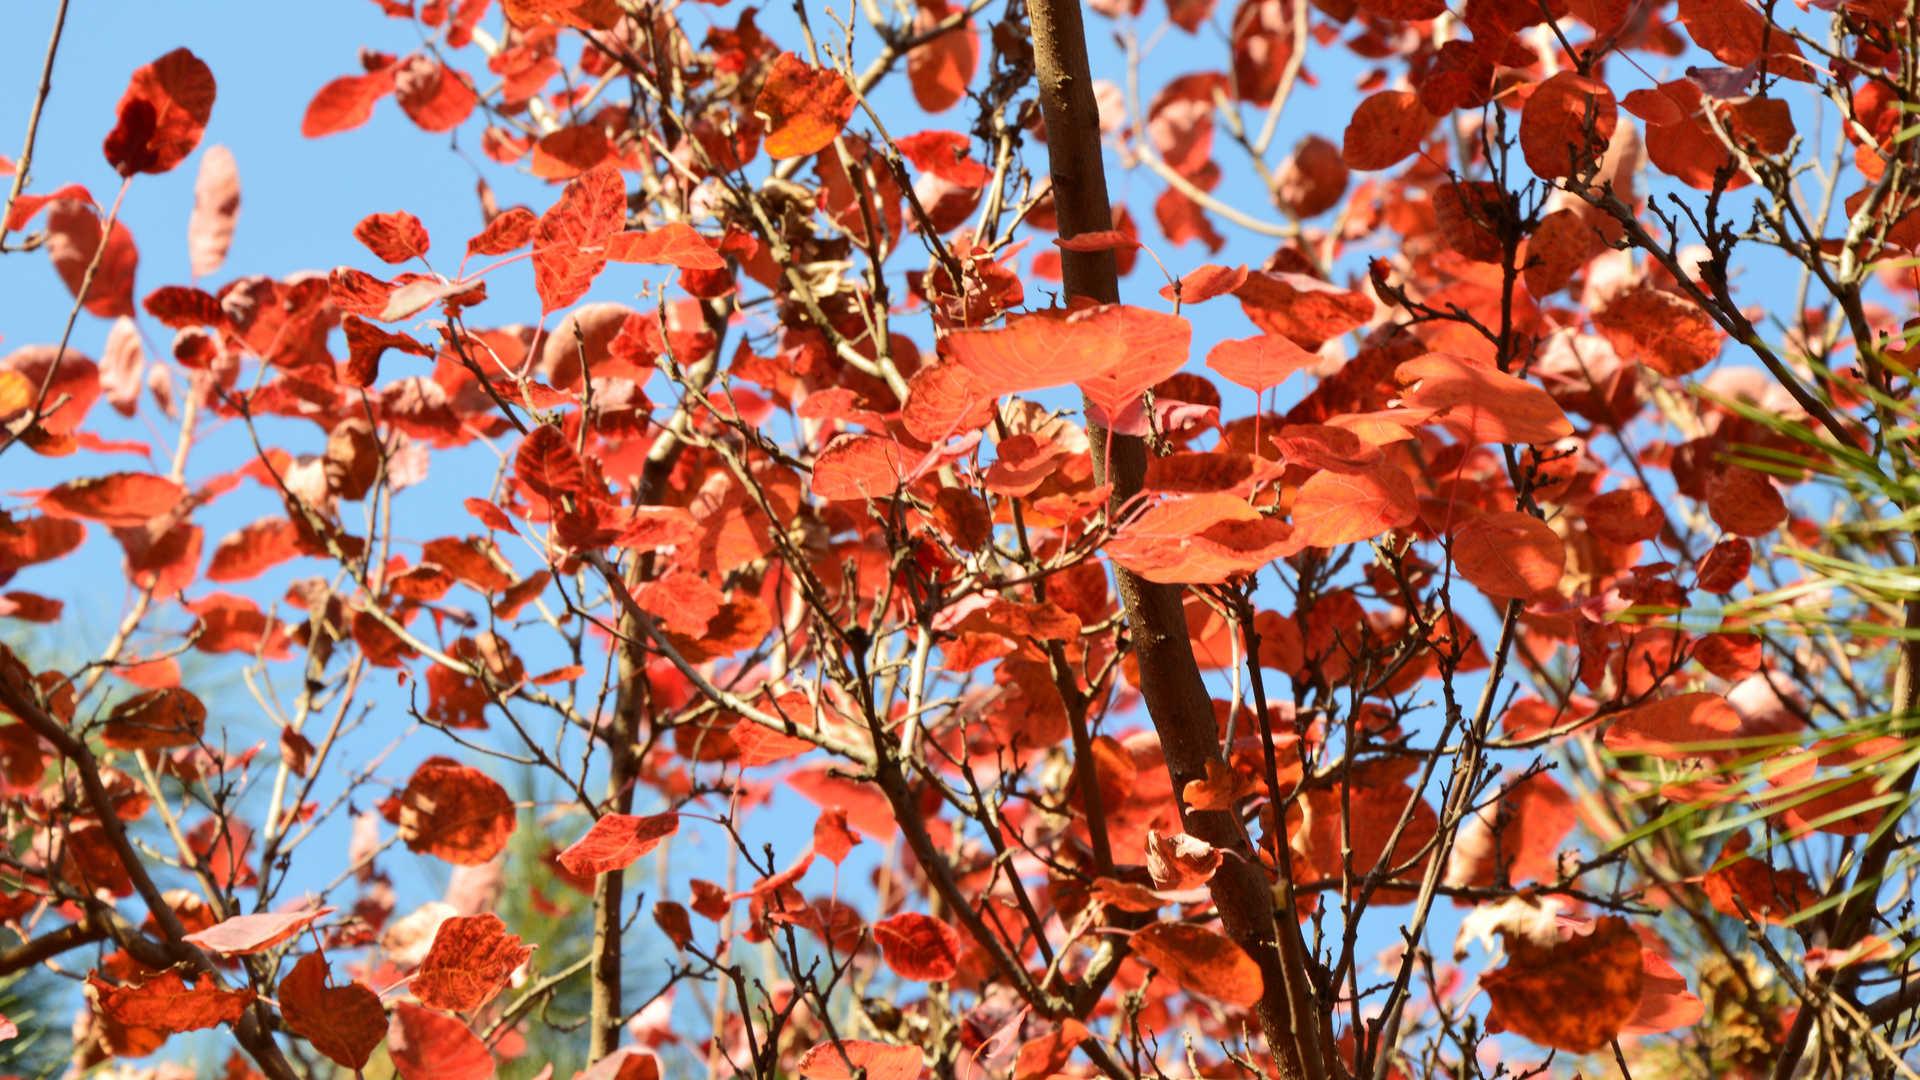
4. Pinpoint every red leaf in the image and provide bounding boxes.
[1106,494,1298,583]
[532,164,626,312]
[1519,71,1618,180]
[278,953,385,1060]
[1450,512,1565,600]
[1695,536,1753,593]
[342,315,434,387]
[1677,0,1806,70]
[185,906,334,956]
[207,517,301,582]
[557,812,680,876]
[1481,914,1644,1053]
[812,807,860,864]
[90,970,255,1036]
[100,686,205,751]
[1232,271,1372,348]
[467,207,539,257]
[896,130,992,186]
[1205,334,1317,394]
[103,48,216,176]
[46,200,139,318]
[1160,262,1249,304]
[388,1001,493,1080]
[907,10,978,114]
[513,424,588,503]
[758,54,856,159]
[187,145,239,277]
[413,913,533,1012]
[1288,465,1418,548]
[604,223,726,270]
[530,124,615,179]
[796,1040,923,1080]
[811,434,906,501]
[396,756,517,865]
[1594,286,1722,377]
[1394,352,1572,445]
[1067,304,1193,435]
[142,285,223,329]
[1705,468,1786,537]
[1130,922,1262,1007]
[37,472,183,526]
[354,211,432,264]
[1602,692,1742,758]
[1585,488,1664,545]
[1342,90,1434,170]
[301,70,396,138]
[394,56,477,133]
[1053,230,1139,253]
[873,912,963,981]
